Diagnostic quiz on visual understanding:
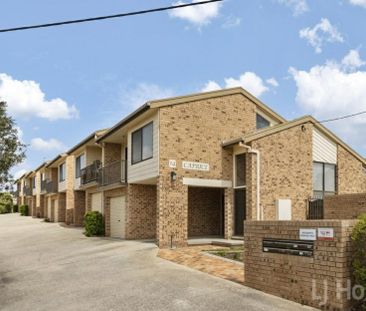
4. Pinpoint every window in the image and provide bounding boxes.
[32,177,36,189]
[75,154,85,178]
[59,162,66,182]
[235,154,246,187]
[132,122,153,164]
[256,113,270,130]
[313,162,336,198]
